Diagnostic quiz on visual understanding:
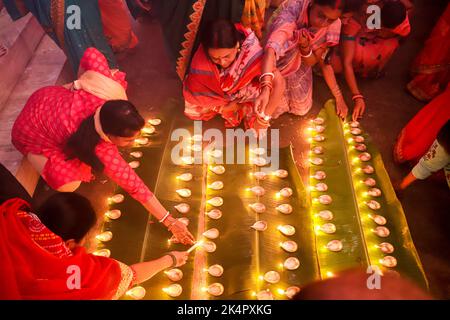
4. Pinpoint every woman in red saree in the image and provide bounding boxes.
[183,20,285,131]
[0,191,188,300]
[394,84,450,164]
[406,3,450,102]
[11,48,194,245]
